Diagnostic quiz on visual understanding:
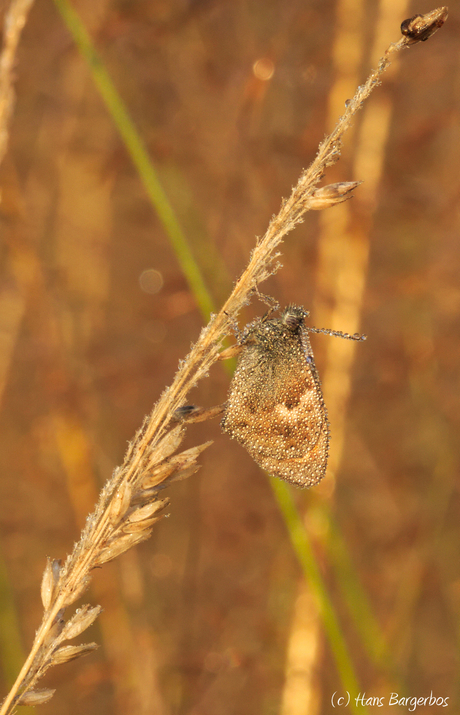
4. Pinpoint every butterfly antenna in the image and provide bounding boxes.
[306,326,367,341]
